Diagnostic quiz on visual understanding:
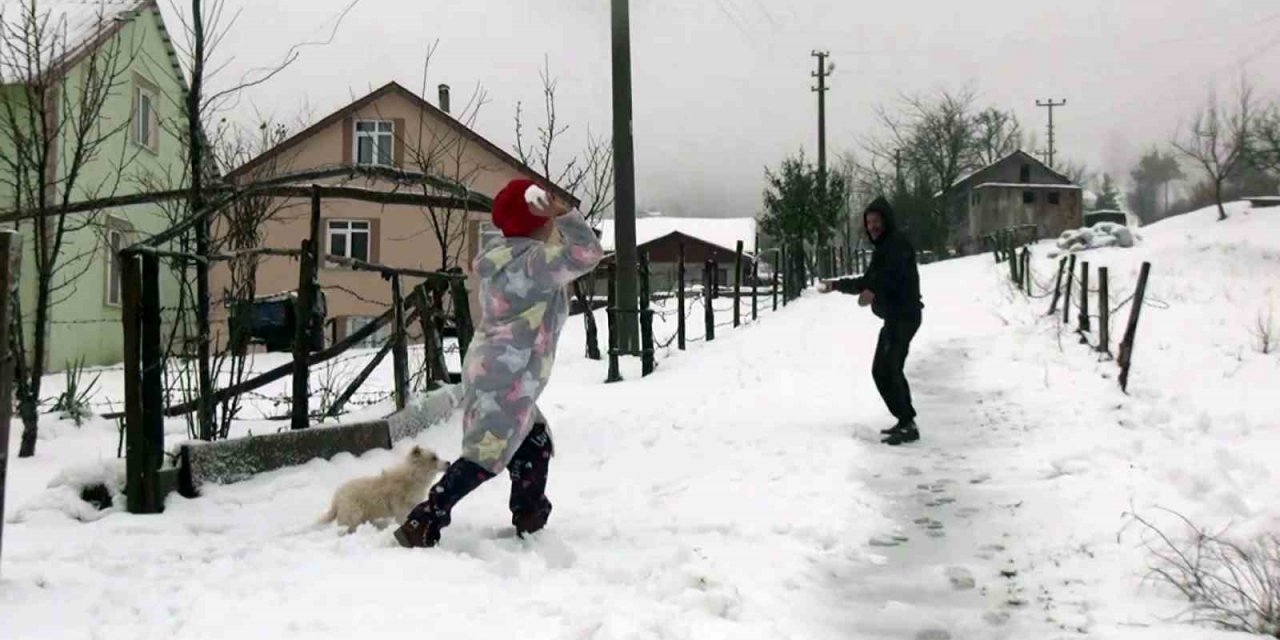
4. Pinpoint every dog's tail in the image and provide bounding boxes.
[316,502,337,526]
